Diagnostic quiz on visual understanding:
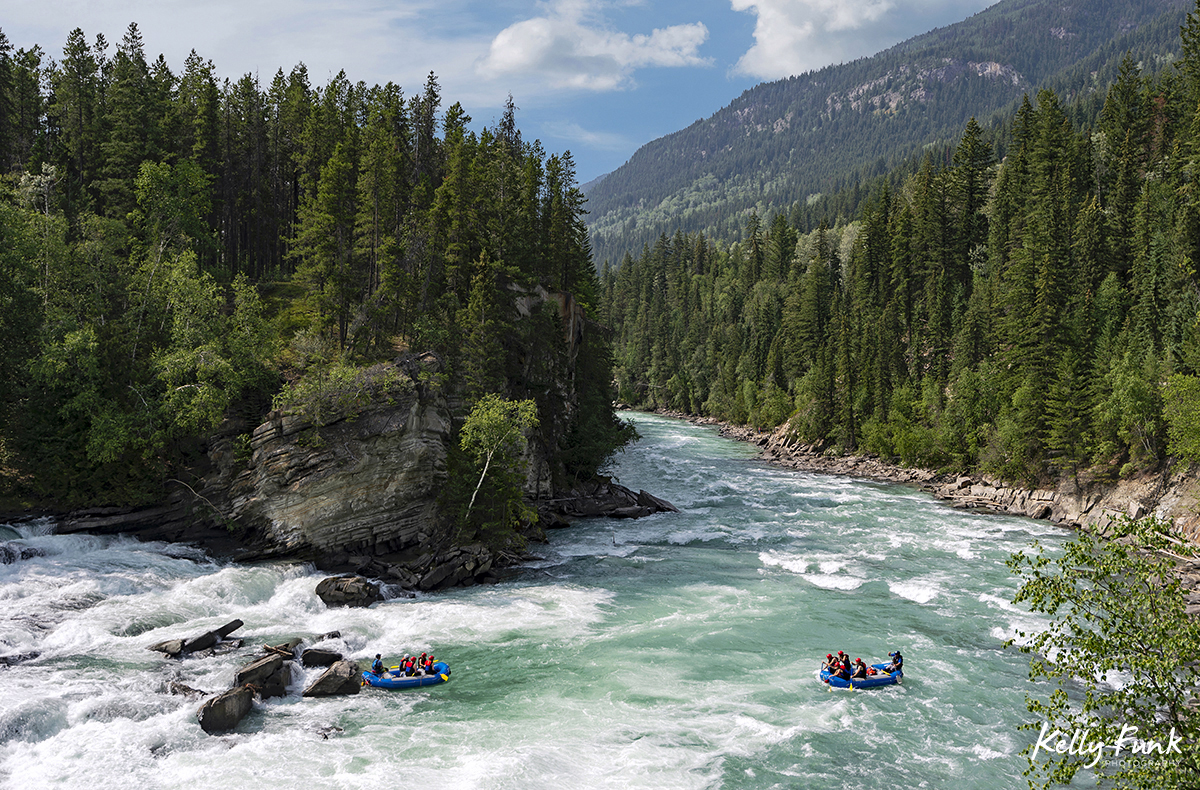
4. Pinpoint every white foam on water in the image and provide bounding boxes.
[971,742,1009,760]
[759,551,807,574]
[0,414,1069,789]
[801,573,866,591]
[758,551,869,590]
[888,578,943,604]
